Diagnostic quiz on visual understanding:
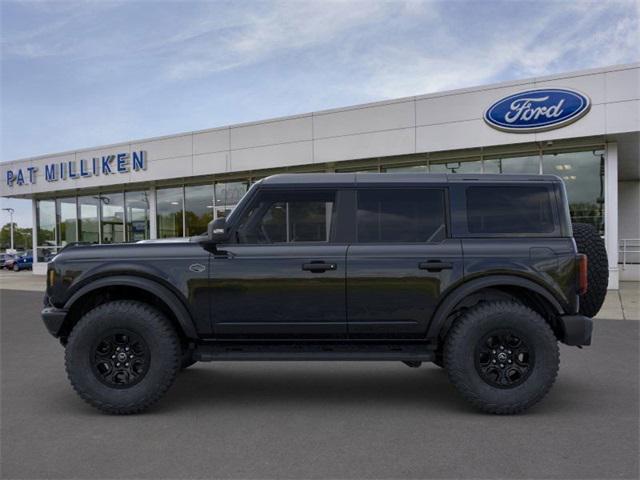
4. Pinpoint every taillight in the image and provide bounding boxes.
[577,254,588,295]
